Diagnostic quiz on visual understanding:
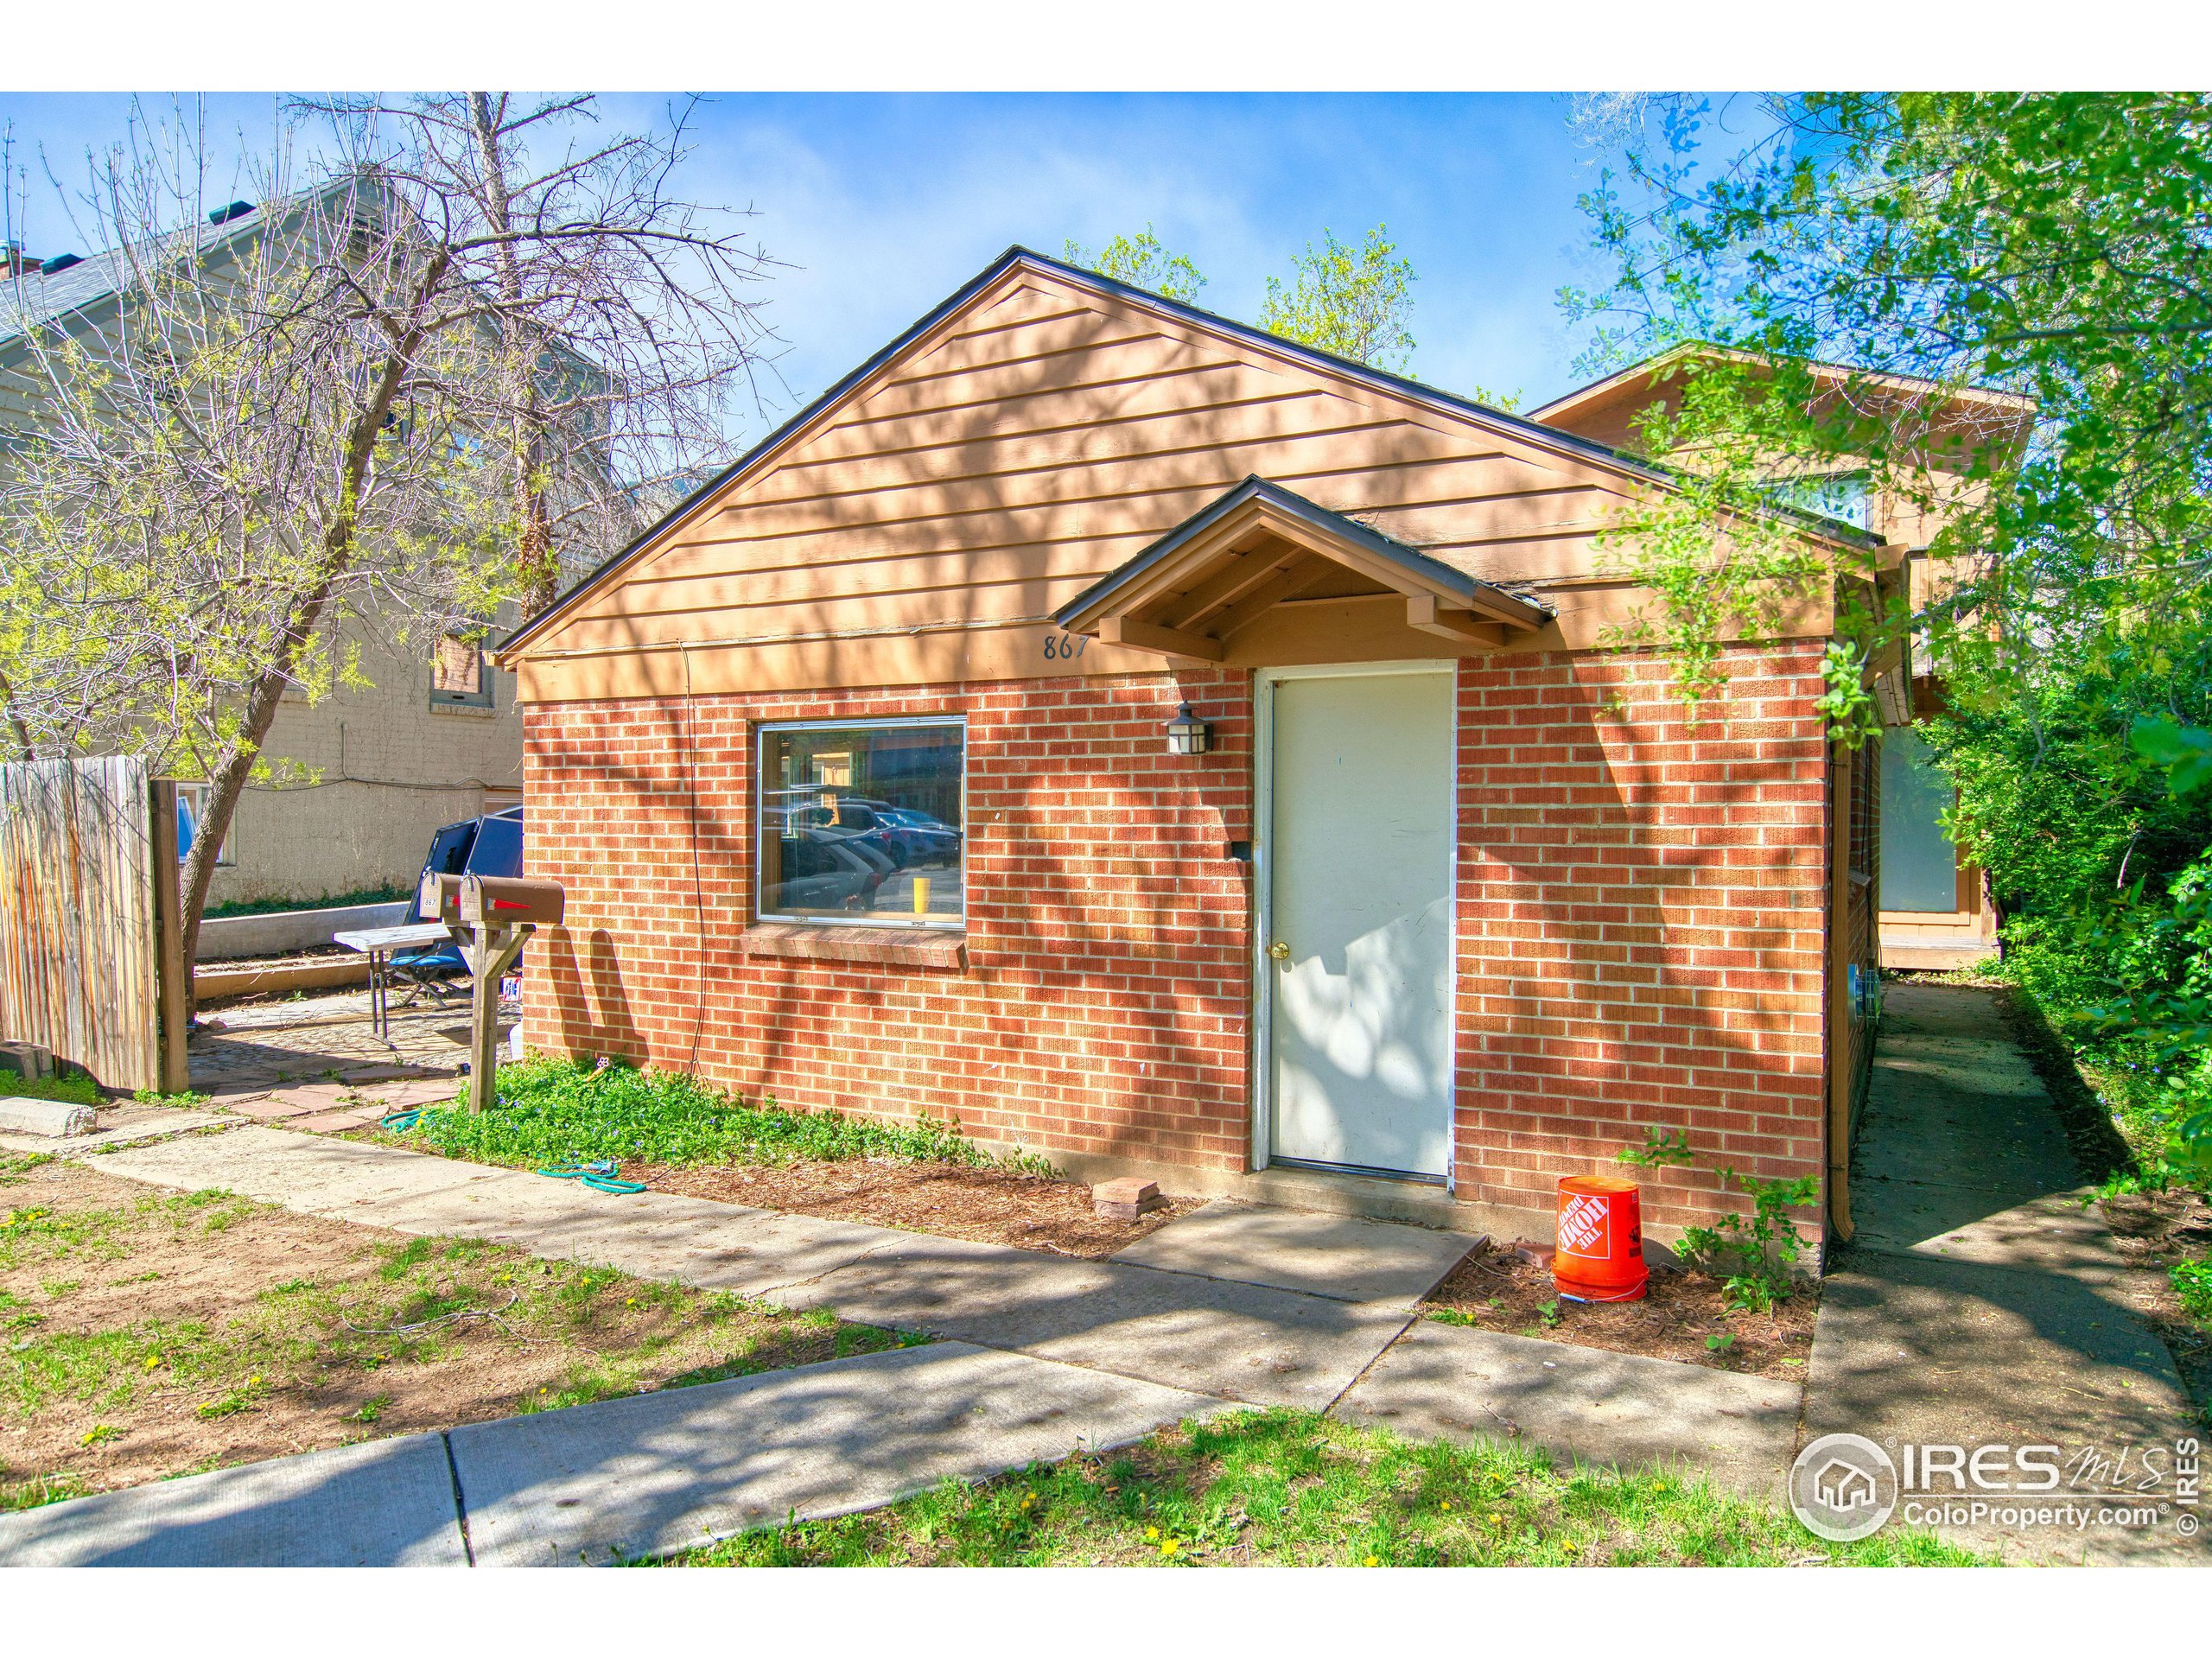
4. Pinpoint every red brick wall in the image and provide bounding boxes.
[520,642,1833,1230]
[520,671,1256,1169]
[1453,643,1833,1231]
